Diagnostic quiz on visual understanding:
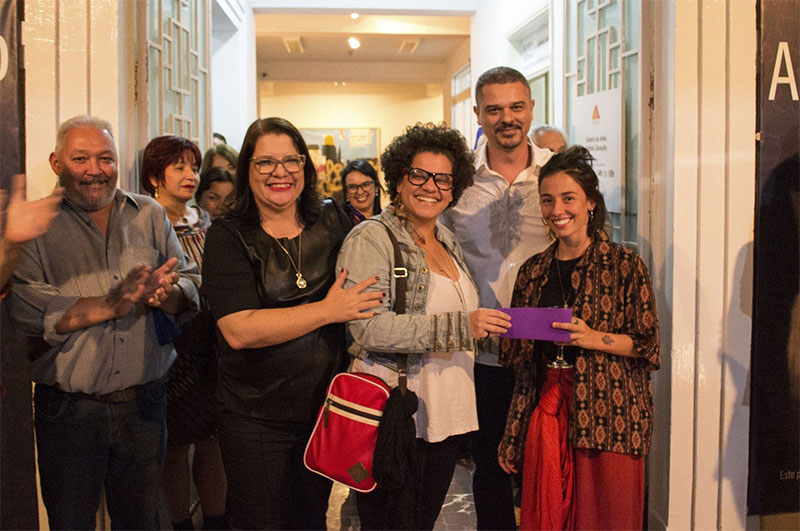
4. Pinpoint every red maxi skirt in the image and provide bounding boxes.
[520,367,646,530]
